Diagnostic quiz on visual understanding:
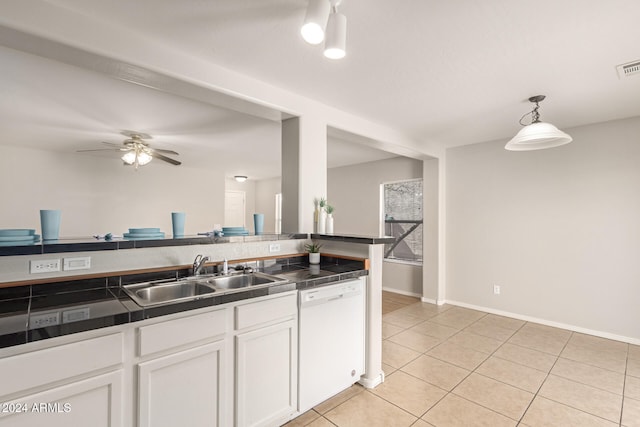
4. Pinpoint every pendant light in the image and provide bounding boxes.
[301,0,330,45]
[324,4,347,59]
[505,95,572,151]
